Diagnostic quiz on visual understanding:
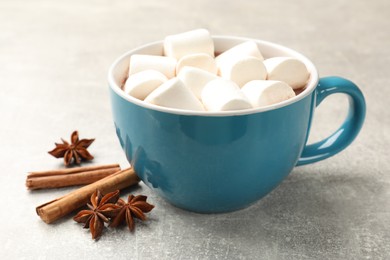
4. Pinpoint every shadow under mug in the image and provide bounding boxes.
[108,36,366,213]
